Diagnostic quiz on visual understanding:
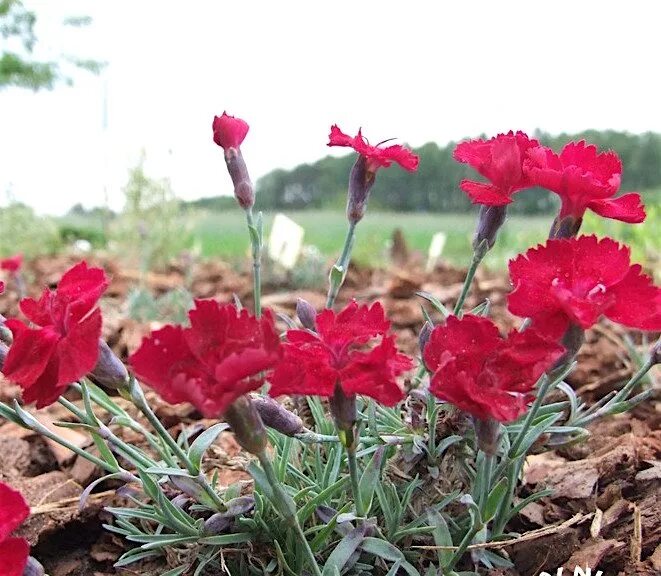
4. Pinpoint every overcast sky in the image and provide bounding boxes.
[2,1,660,215]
